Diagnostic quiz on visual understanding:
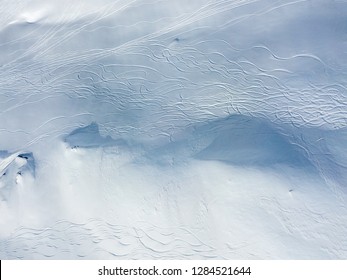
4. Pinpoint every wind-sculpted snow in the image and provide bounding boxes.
[1,0,347,259]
